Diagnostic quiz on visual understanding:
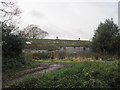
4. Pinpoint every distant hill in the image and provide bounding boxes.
[25,39,91,51]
